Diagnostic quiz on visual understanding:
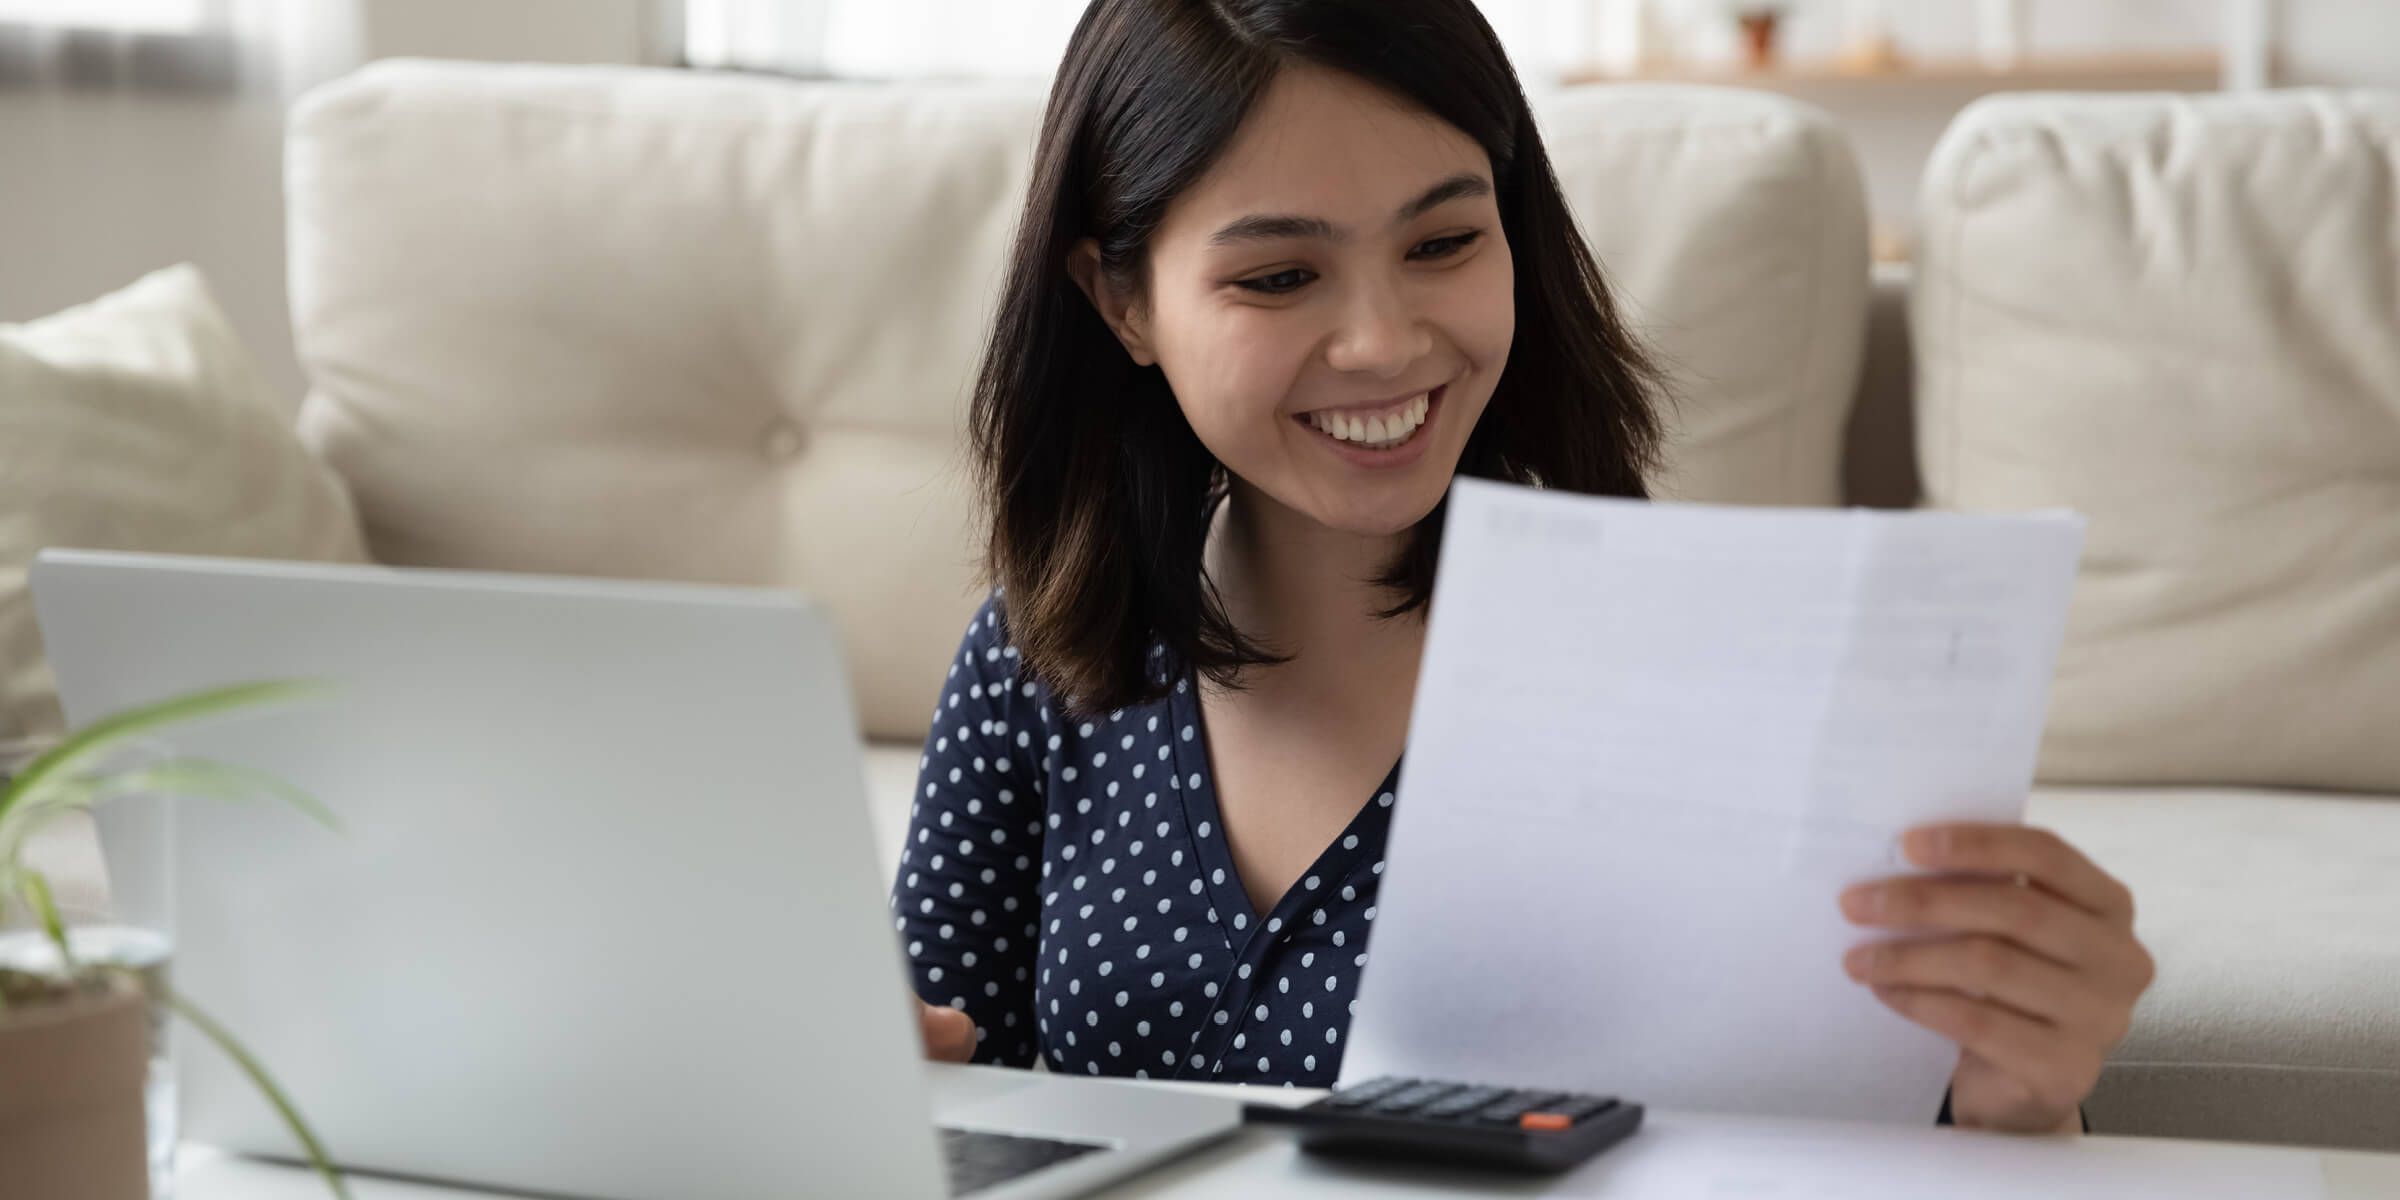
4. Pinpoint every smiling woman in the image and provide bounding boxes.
[889,0,1665,1089]
[892,1,2147,1130]
[981,0,1665,717]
